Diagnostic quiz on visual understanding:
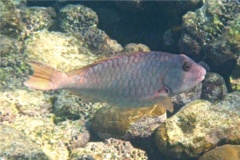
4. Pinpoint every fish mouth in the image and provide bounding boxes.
[197,68,206,82]
[197,75,205,82]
